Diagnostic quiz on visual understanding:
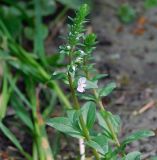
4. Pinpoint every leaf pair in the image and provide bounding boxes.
[47,101,96,138]
[122,151,141,160]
